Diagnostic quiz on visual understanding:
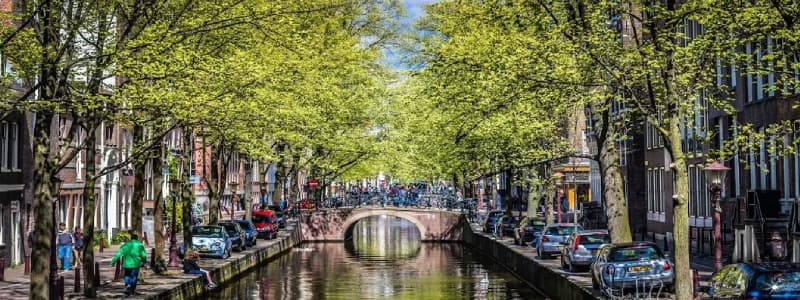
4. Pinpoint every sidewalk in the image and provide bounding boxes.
[0,211,251,299]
